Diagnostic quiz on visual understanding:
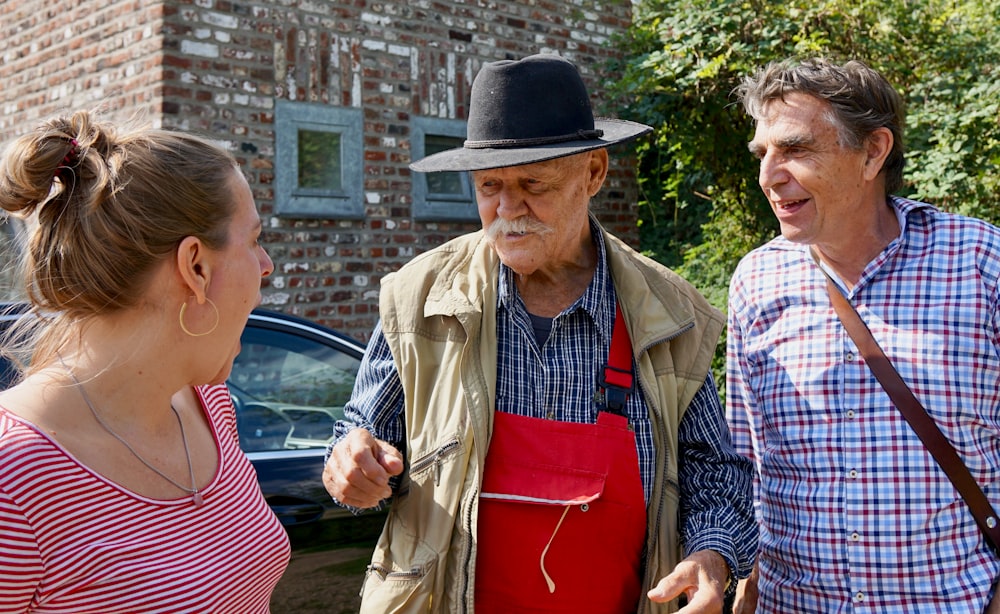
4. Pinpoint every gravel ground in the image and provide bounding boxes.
[269,545,371,614]
[269,511,386,613]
